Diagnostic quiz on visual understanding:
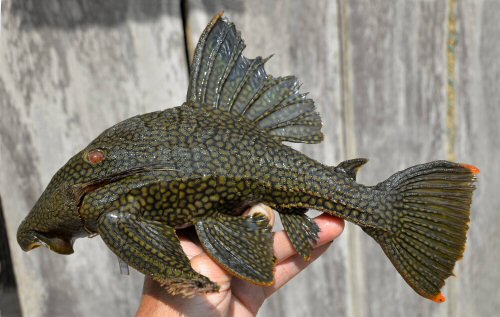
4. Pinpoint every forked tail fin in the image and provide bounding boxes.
[364,161,478,302]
